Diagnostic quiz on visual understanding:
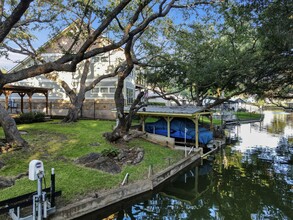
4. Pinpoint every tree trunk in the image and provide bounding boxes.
[0,104,28,148]
[62,105,80,122]
[62,95,84,123]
